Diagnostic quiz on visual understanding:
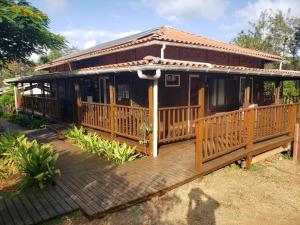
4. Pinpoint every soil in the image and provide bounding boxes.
[56,154,300,225]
